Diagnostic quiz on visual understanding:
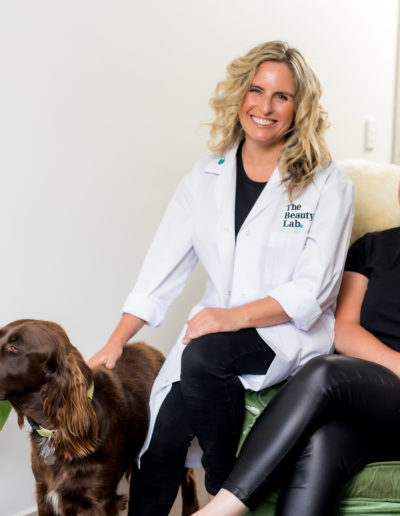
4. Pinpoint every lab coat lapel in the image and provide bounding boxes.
[241,166,287,228]
[205,146,237,295]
